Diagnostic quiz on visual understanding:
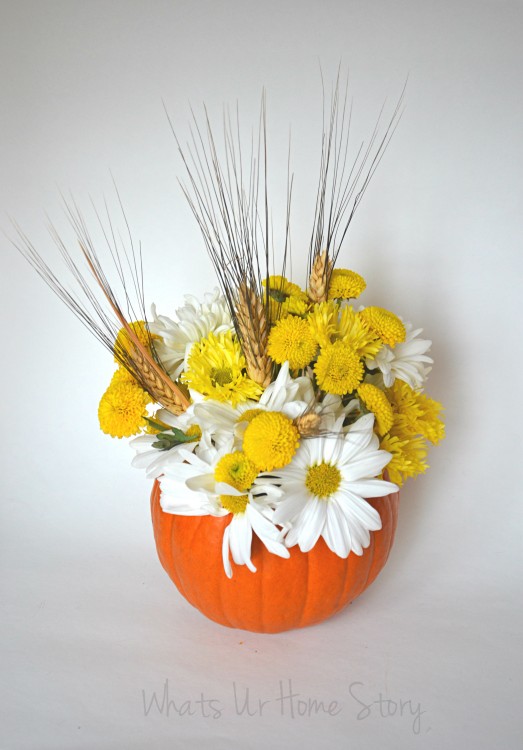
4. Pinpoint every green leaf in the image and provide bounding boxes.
[143,417,170,432]
[170,427,198,443]
[150,427,198,452]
